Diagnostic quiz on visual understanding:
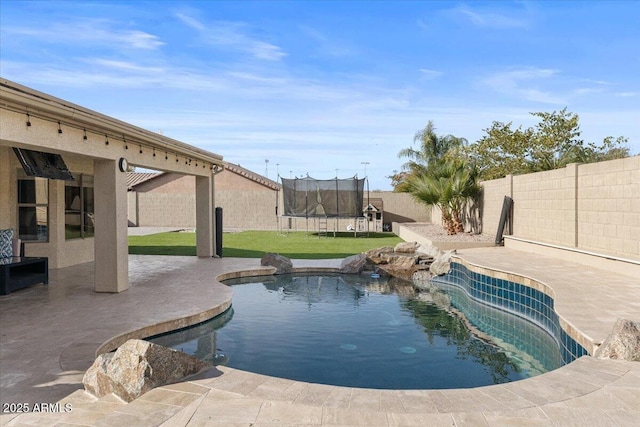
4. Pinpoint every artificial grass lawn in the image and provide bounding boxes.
[128,230,403,259]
